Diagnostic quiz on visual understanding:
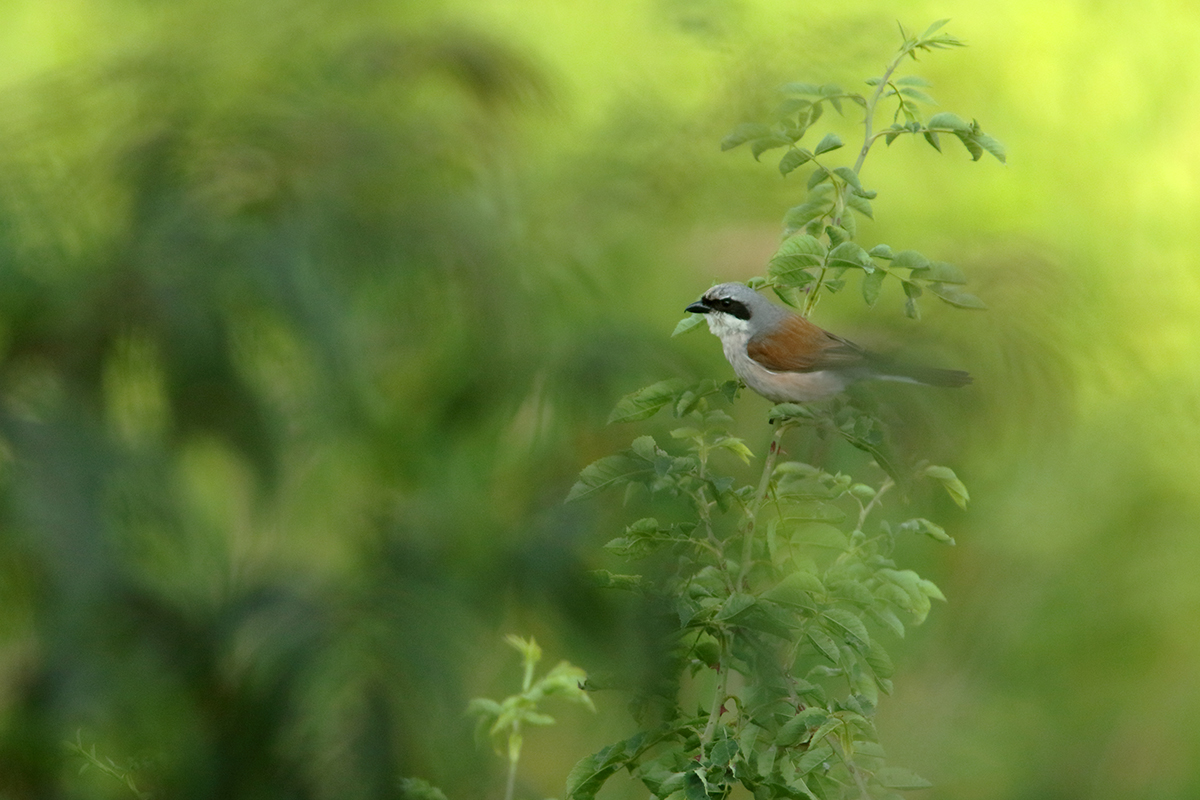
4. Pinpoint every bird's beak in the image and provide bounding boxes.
[685,300,710,314]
